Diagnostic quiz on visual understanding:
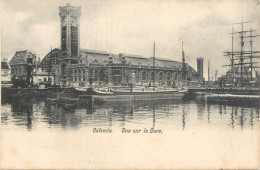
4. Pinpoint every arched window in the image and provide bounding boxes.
[113,70,122,84]
[61,64,66,79]
[89,69,93,78]
[159,72,163,81]
[70,70,73,81]
[167,72,171,80]
[142,71,147,81]
[150,71,154,81]
[74,70,77,81]
[78,69,81,81]
[83,69,85,81]
[174,73,178,80]
[94,69,98,81]
[100,69,105,81]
